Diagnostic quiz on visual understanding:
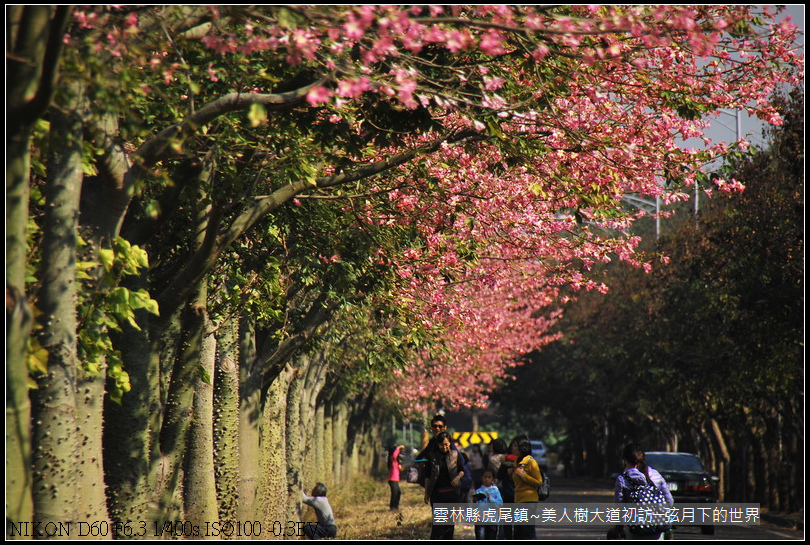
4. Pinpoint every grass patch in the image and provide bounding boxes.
[325,474,474,540]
